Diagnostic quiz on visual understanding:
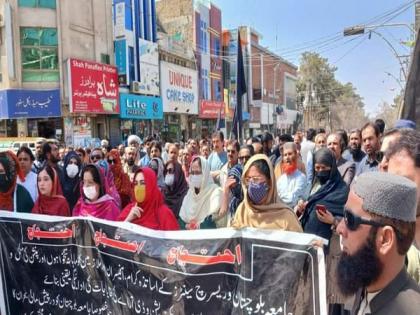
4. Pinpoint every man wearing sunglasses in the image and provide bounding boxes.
[336,172,420,315]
